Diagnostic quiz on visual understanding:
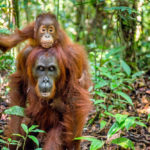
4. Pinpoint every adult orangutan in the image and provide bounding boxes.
[0,12,90,89]
[6,46,92,150]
